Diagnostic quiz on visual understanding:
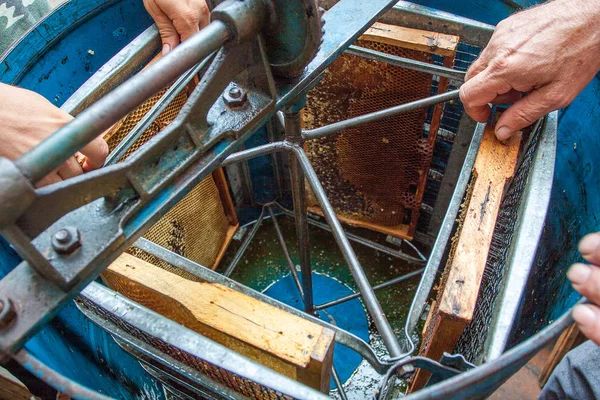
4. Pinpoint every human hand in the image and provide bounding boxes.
[143,0,210,55]
[459,0,600,140]
[0,83,108,187]
[567,233,600,345]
